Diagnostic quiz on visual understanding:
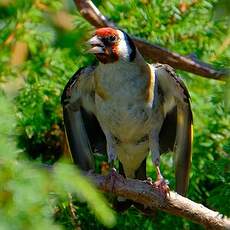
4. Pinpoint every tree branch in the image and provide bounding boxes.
[87,173,230,230]
[74,0,229,81]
